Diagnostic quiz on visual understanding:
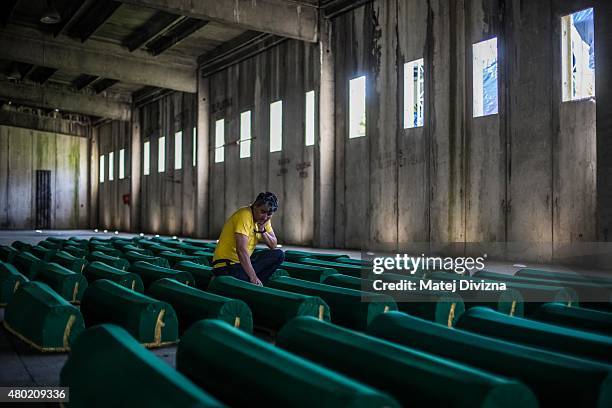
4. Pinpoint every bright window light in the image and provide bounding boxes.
[349,76,366,138]
[119,148,125,179]
[215,119,224,163]
[99,154,105,183]
[305,90,315,146]
[108,151,114,181]
[269,100,283,152]
[240,110,251,158]
[562,8,595,101]
[192,126,197,167]
[158,136,165,173]
[473,37,498,117]
[403,58,425,128]
[143,141,150,176]
[174,131,182,170]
